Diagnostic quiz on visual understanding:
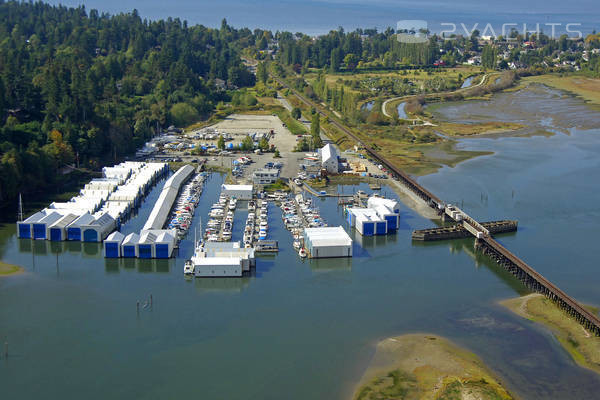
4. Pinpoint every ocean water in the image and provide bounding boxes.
[2,85,600,399]
[45,0,599,36]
